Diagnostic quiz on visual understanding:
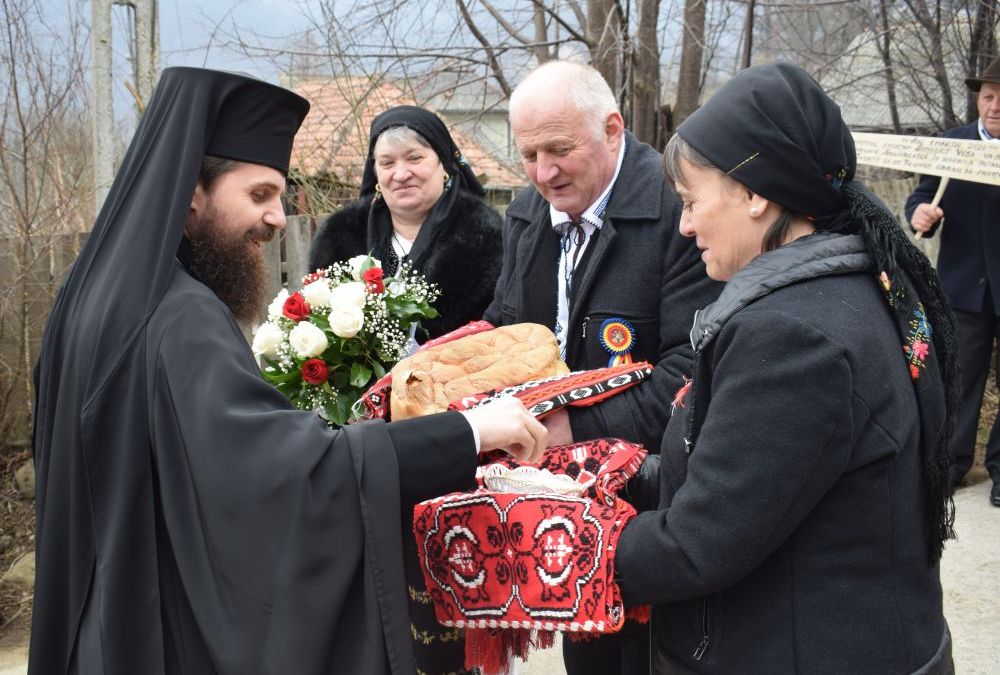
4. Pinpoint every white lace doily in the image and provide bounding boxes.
[479,464,594,496]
